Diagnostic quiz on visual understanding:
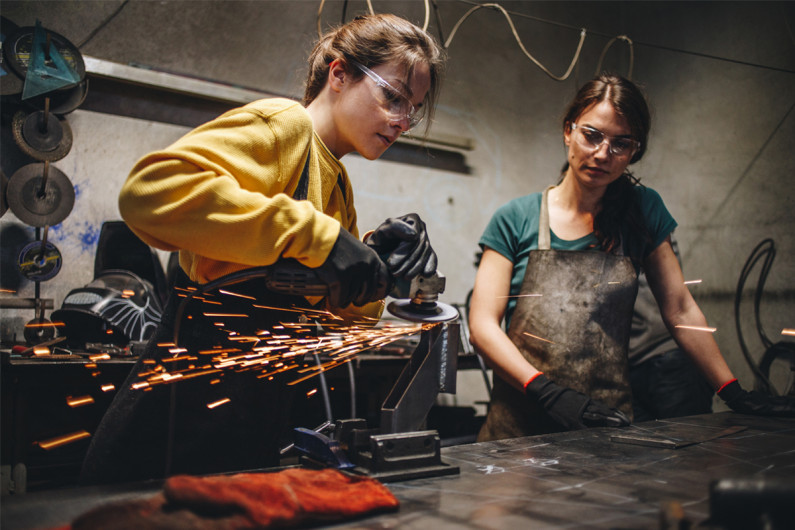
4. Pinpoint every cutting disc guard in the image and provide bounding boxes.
[18,240,62,281]
[7,163,75,227]
[12,109,73,161]
[387,299,459,323]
